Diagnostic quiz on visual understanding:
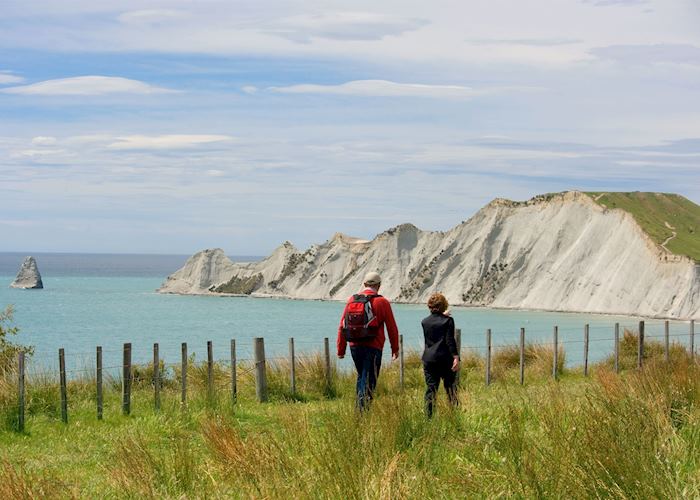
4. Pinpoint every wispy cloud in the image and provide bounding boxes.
[590,44,700,66]
[467,38,582,47]
[583,0,649,6]
[0,219,38,228]
[265,80,535,98]
[107,134,233,150]
[0,76,175,95]
[31,136,58,146]
[117,9,189,25]
[0,71,24,84]
[269,12,428,43]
